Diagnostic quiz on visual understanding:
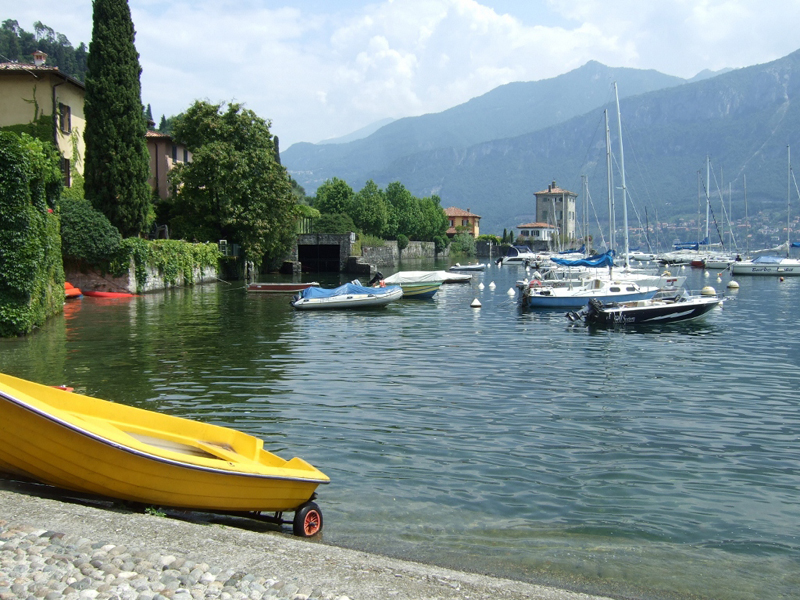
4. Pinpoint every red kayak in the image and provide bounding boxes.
[83,291,136,298]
